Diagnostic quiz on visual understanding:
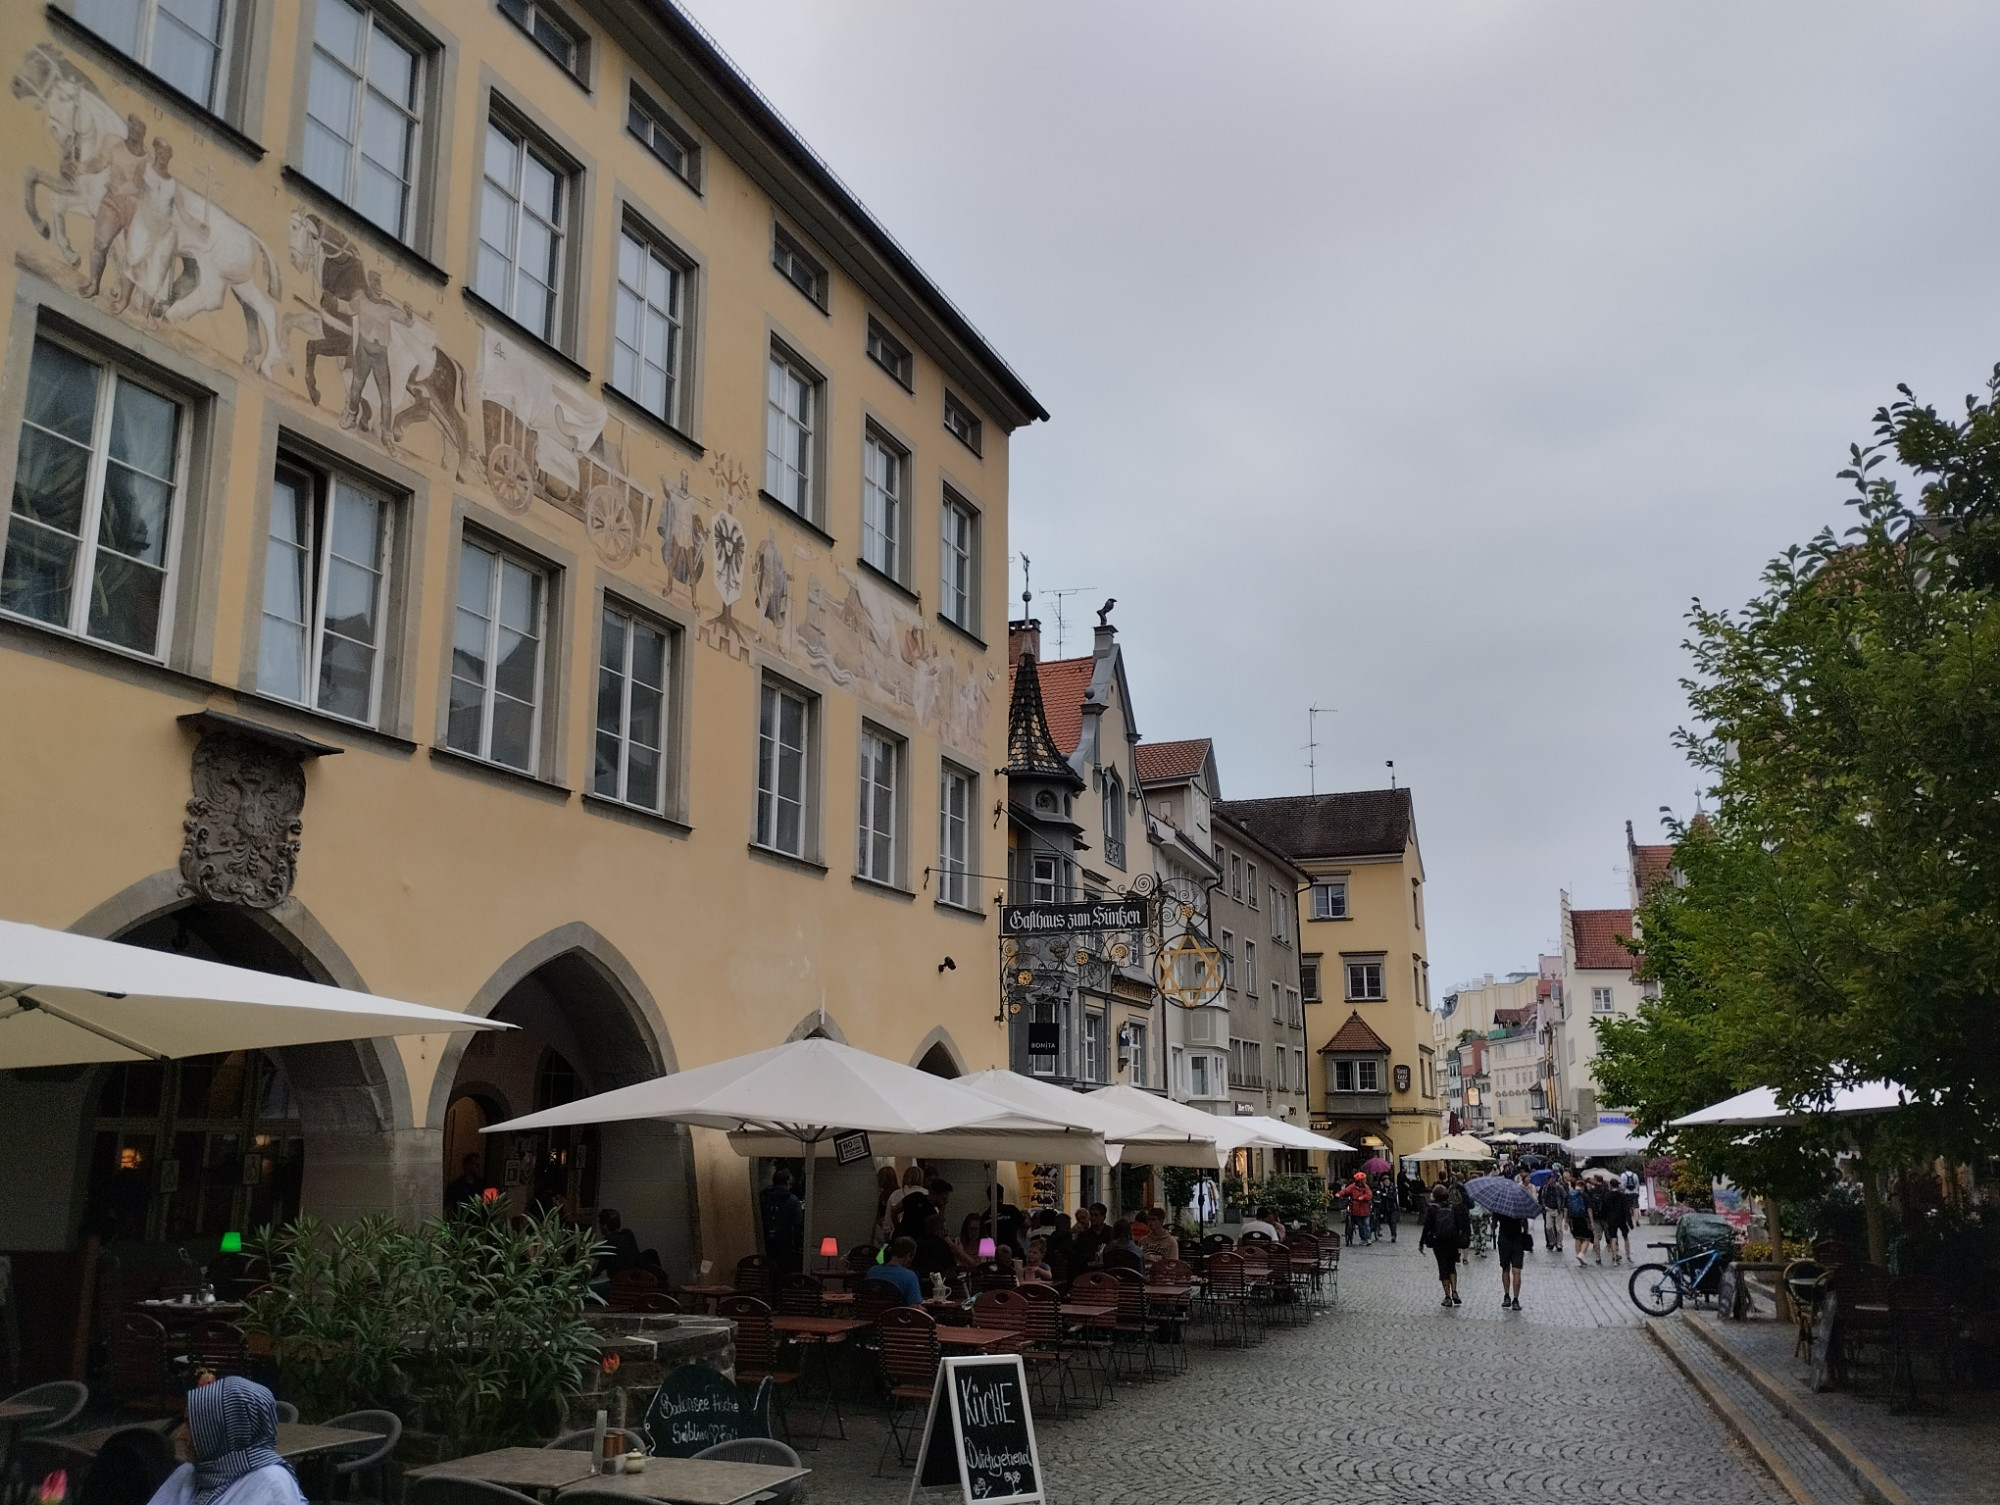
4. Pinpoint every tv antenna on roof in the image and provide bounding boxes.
[1305,705,1334,795]
[1045,586,1095,657]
